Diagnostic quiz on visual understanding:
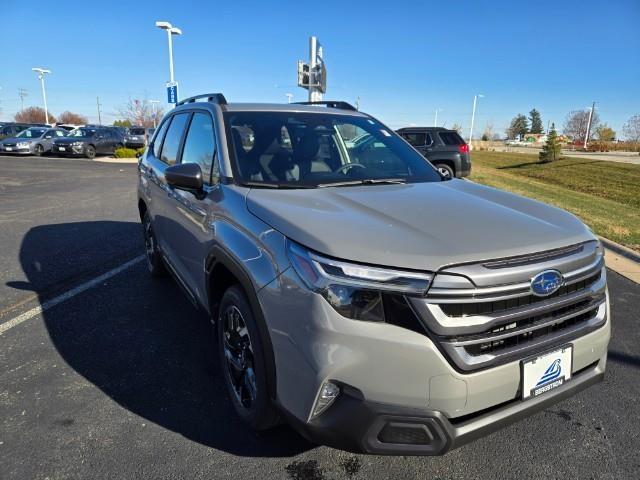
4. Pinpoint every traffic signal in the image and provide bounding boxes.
[297,61,310,89]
